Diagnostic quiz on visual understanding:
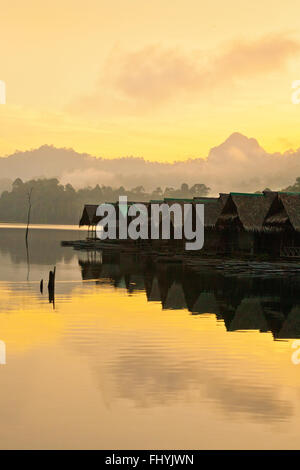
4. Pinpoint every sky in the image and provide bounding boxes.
[1,0,300,161]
